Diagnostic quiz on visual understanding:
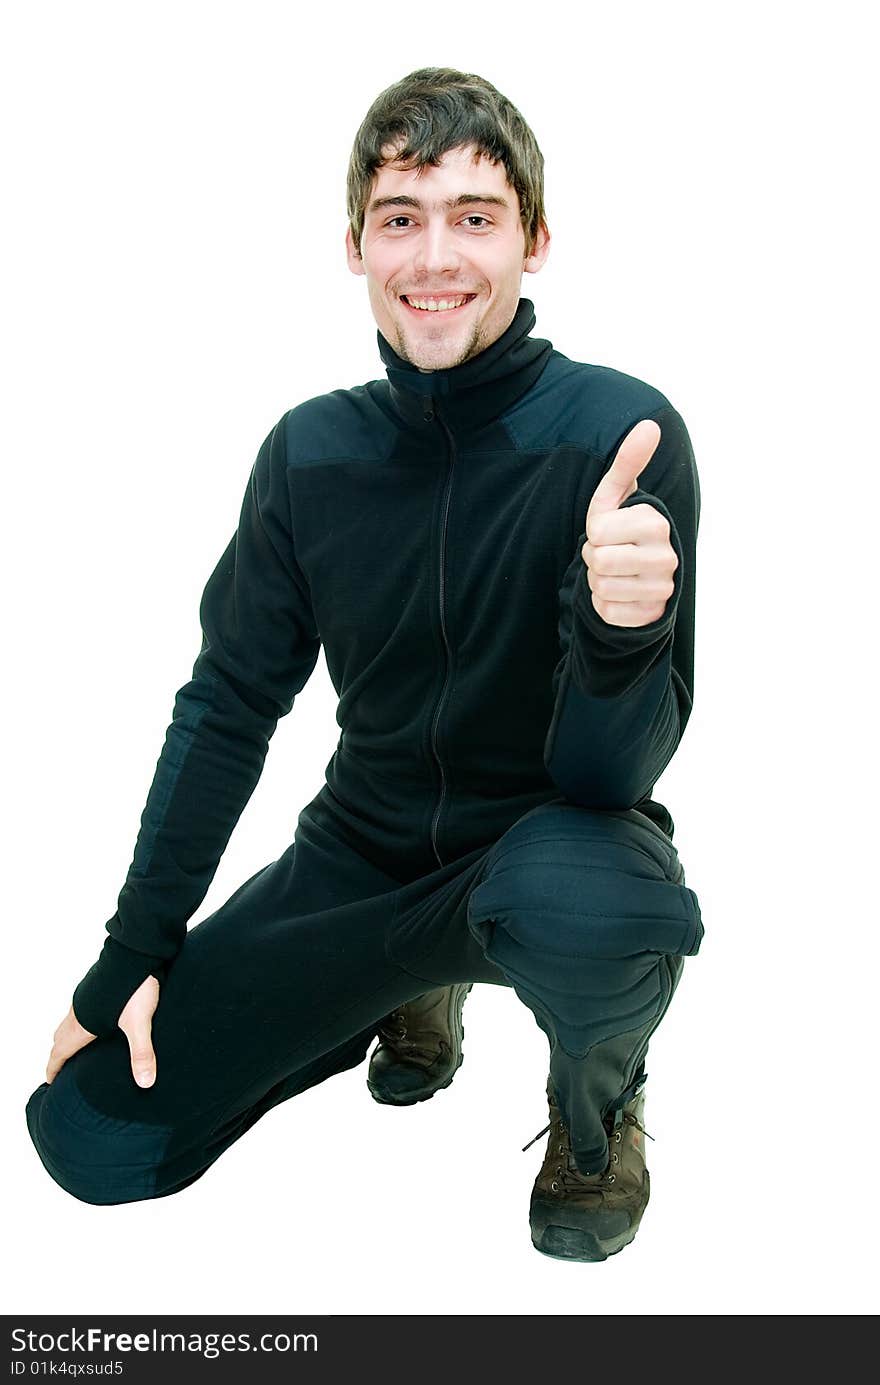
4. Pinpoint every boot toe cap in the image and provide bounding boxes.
[367,1046,456,1105]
